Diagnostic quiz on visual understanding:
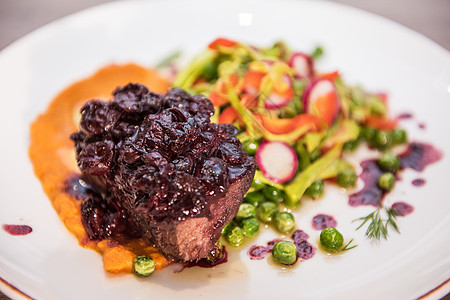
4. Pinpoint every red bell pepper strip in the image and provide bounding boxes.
[364,116,398,131]
[208,38,238,50]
